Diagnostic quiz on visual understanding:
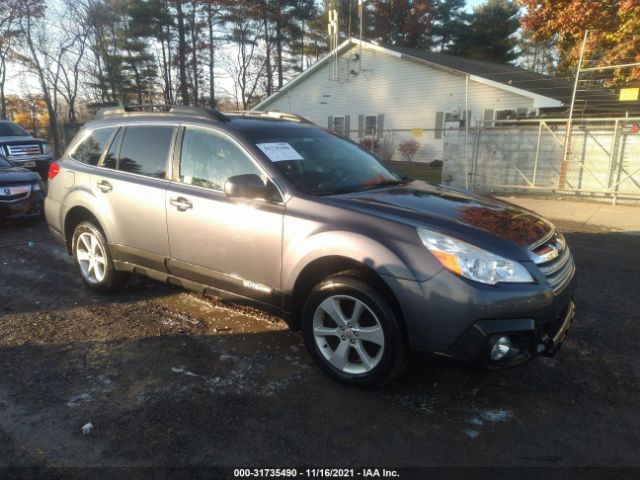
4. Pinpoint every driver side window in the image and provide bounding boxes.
[180,128,262,191]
